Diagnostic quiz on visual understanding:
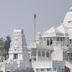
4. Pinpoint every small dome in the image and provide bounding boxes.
[42,26,56,37]
[63,7,72,28]
[36,32,41,36]
[35,32,42,45]
[13,29,23,33]
[35,32,41,40]
[63,7,72,23]
[56,24,68,36]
